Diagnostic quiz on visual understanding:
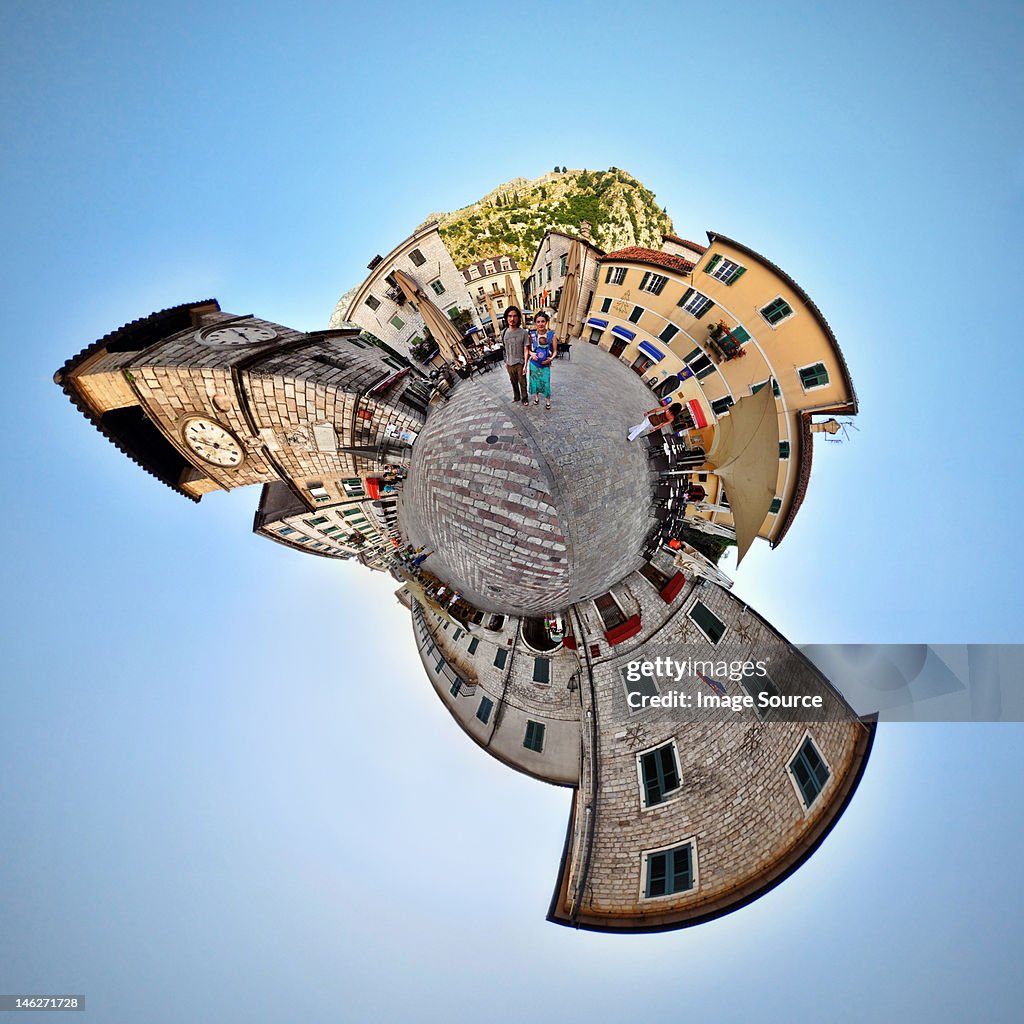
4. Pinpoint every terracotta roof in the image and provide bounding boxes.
[53,300,220,502]
[706,232,858,413]
[663,234,707,253]
[599,247,695,275]
[771,412,813,548]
